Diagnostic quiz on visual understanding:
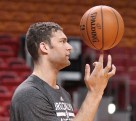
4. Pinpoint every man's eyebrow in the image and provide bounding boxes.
[60,38,67,41]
